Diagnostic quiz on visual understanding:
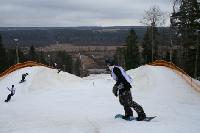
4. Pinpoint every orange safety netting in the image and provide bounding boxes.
[0,61,50,78]
[149,60,200,92]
